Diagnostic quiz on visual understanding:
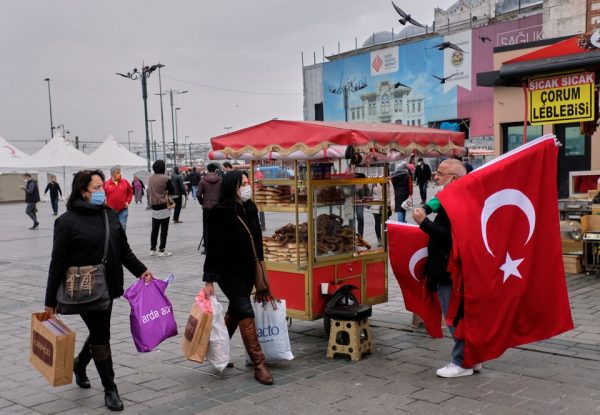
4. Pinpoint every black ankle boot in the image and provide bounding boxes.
[90,344,123,411]
[73,337,91,388]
